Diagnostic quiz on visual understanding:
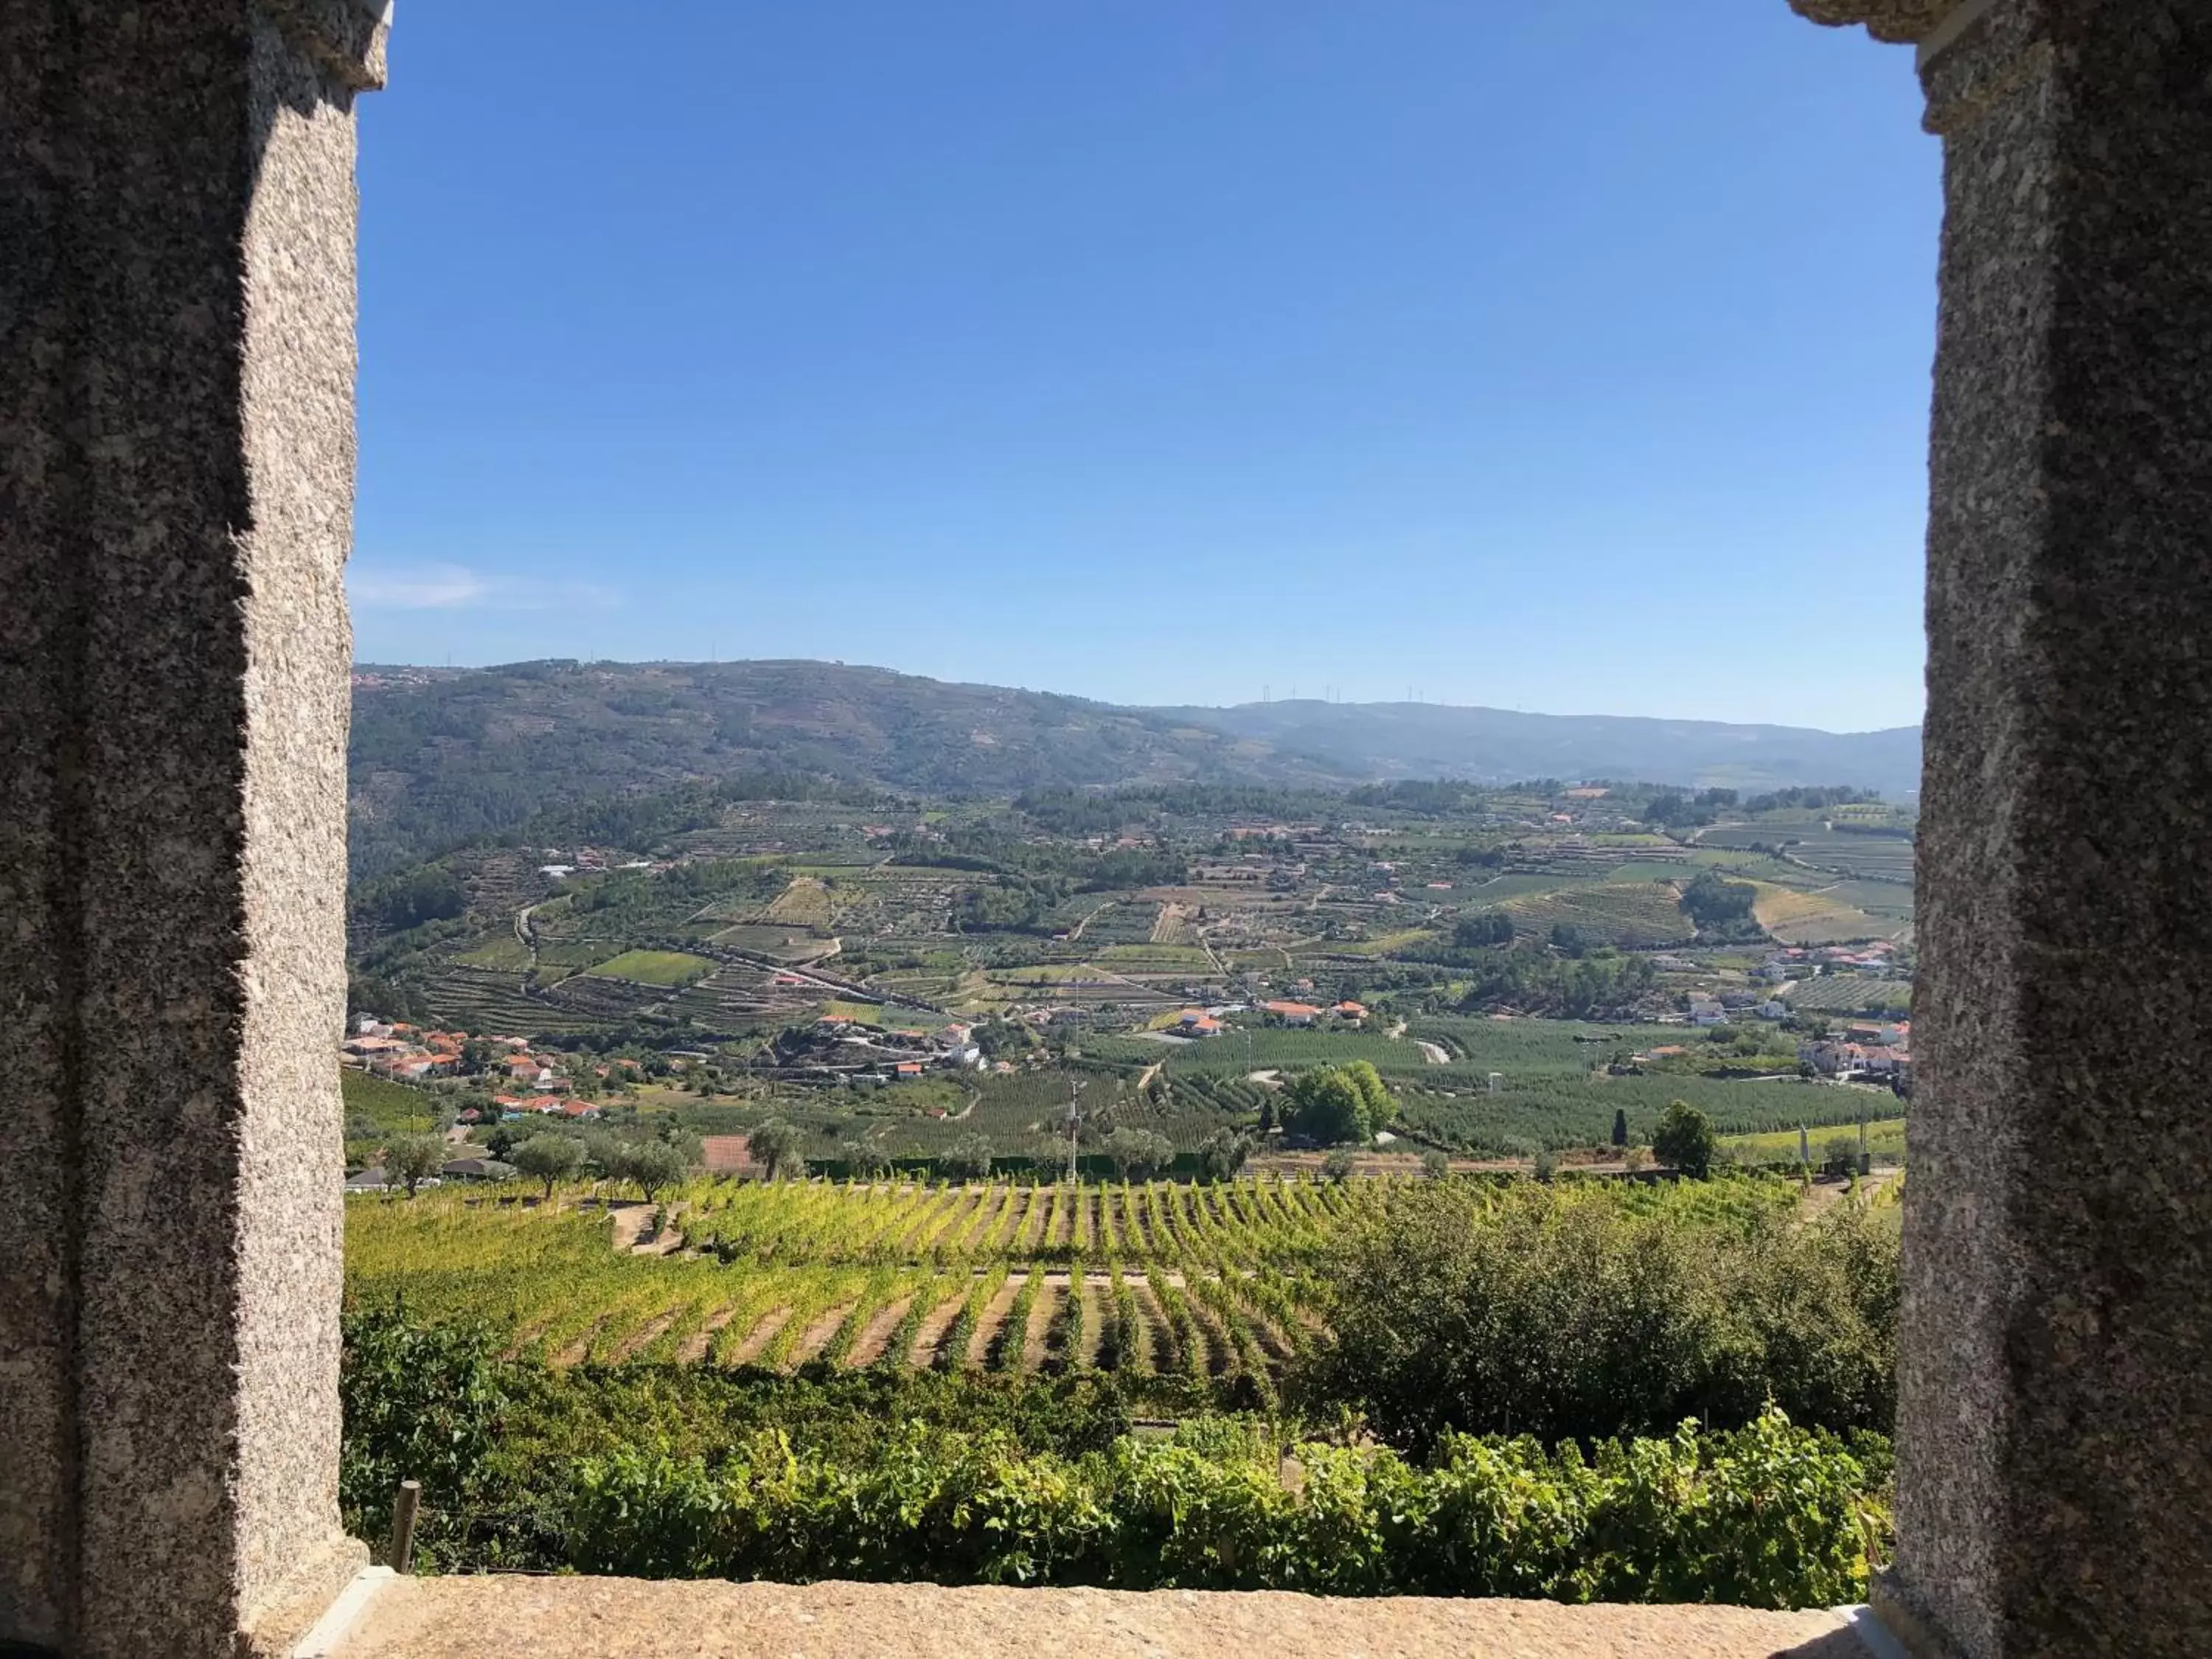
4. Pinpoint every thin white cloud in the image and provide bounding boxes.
[348,562,490,609]
[347,561,619,613]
